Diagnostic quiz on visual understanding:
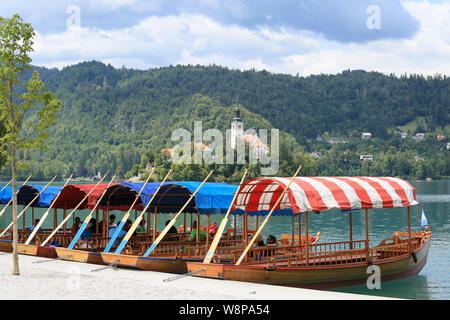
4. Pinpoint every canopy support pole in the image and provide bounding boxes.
[305,211,309,266]
[206,215,210,247]
[291,215,295,244]
[196,212,200,243]
[365,209,370,264]
[63,206,67,235]
[244,207,248,247]
[153,206,157,241]
[408,206,412,253]
[235,165,302,266]
[349,212,353,249]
